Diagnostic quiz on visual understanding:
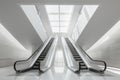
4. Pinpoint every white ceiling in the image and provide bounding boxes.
[37,5,82,34]
[0,0,120,52]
